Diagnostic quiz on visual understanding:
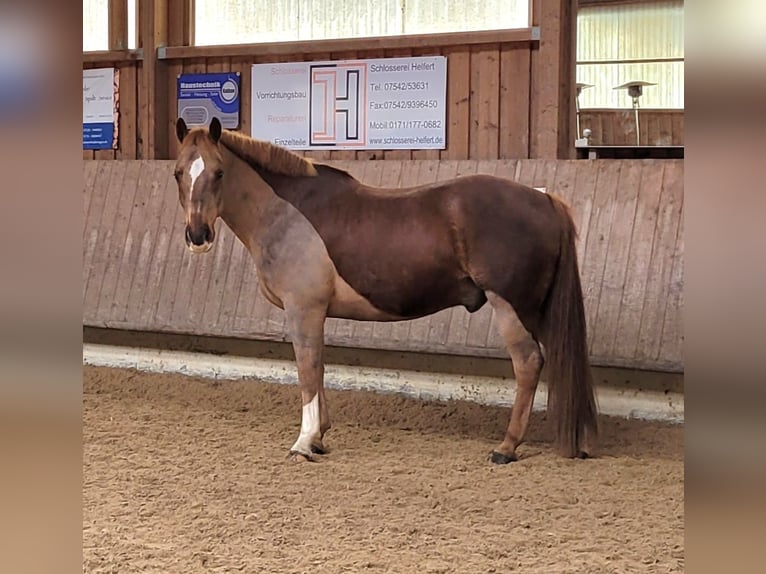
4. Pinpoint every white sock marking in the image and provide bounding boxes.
[188,156,205,202]
[291,393,320,454]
